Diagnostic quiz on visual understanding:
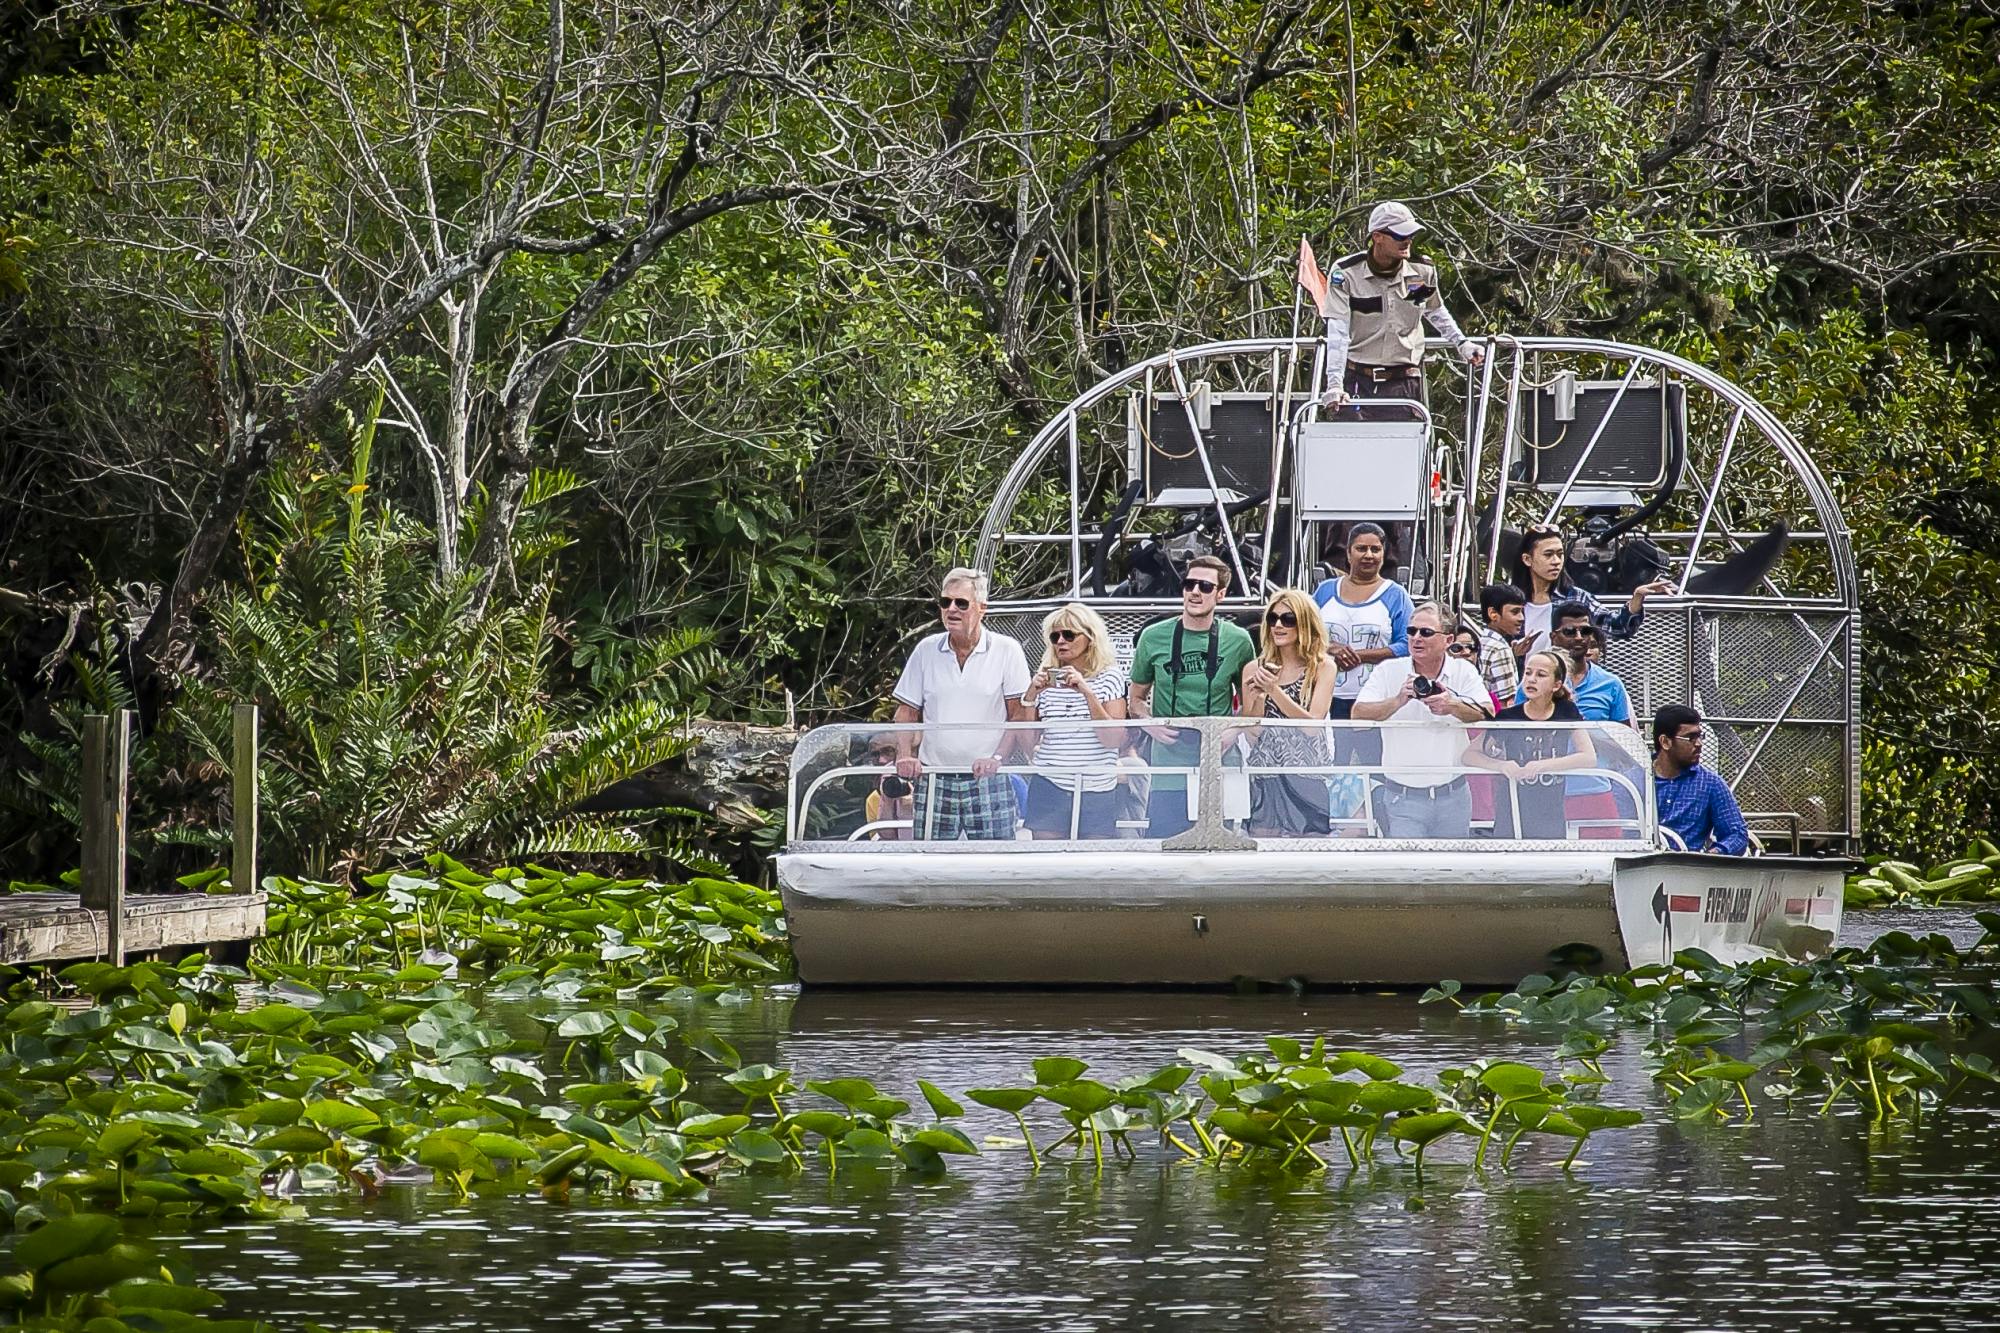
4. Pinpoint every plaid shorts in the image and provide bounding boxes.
[912,774,1017,841]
